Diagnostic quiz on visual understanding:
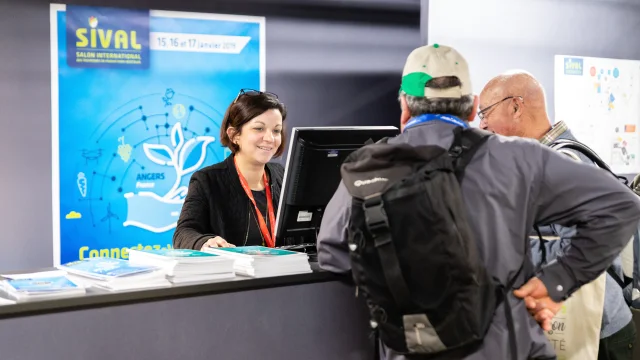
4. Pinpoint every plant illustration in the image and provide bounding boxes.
[142,122,215,200]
